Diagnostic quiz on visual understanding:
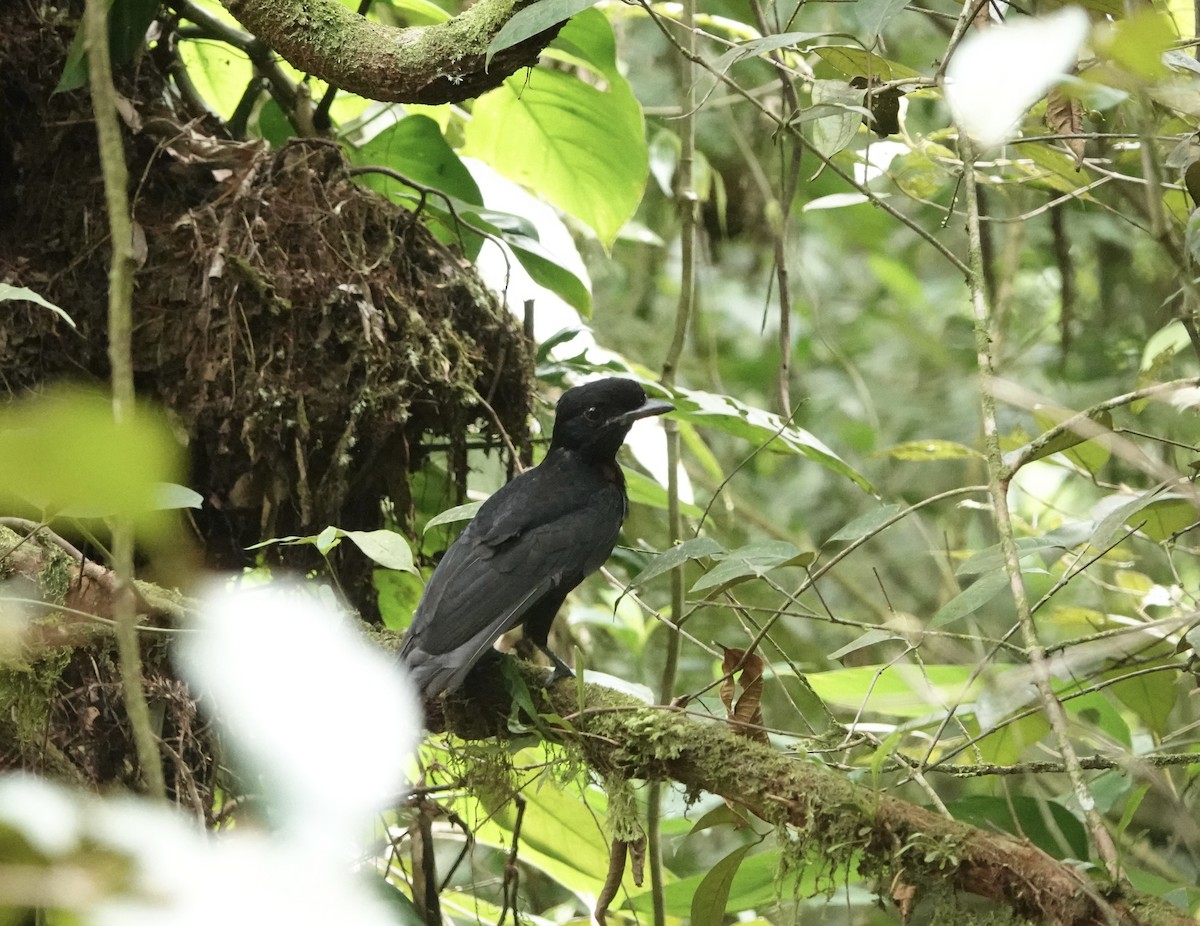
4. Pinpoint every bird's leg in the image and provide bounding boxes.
[537,644,575,684]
